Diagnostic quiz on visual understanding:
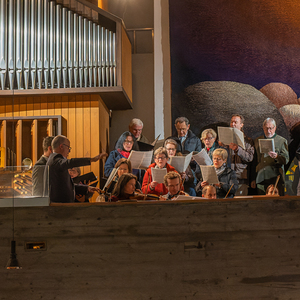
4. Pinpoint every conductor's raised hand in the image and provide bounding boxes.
[91,152,108,162]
